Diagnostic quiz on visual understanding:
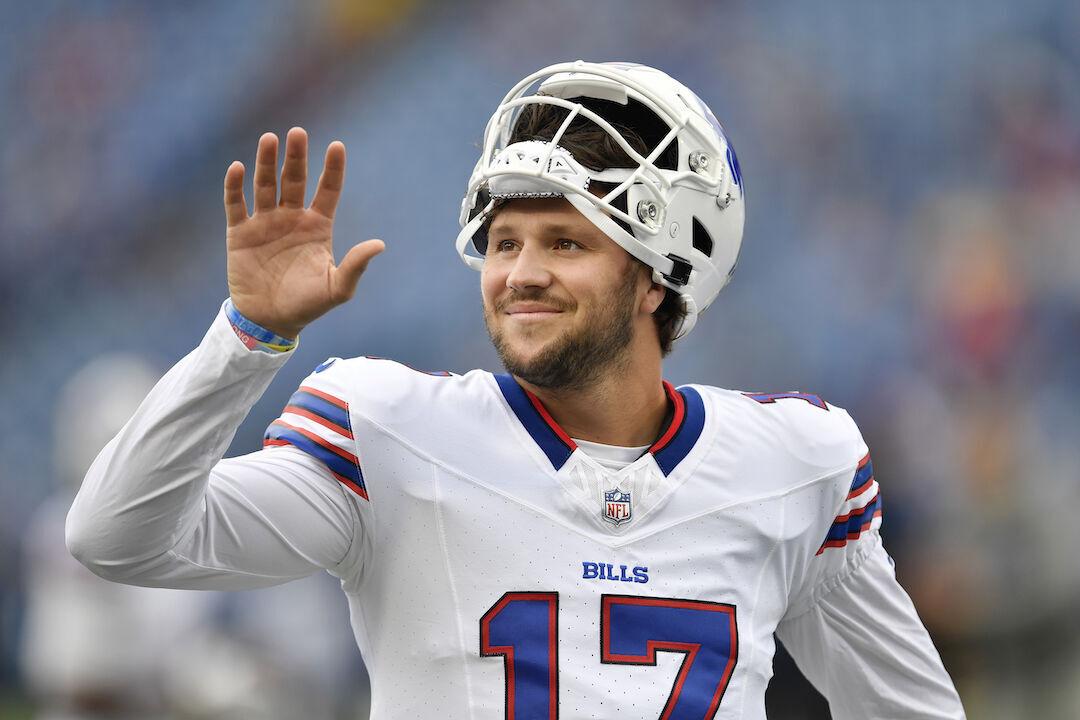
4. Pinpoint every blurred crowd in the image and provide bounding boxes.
[2,1,1079,718]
